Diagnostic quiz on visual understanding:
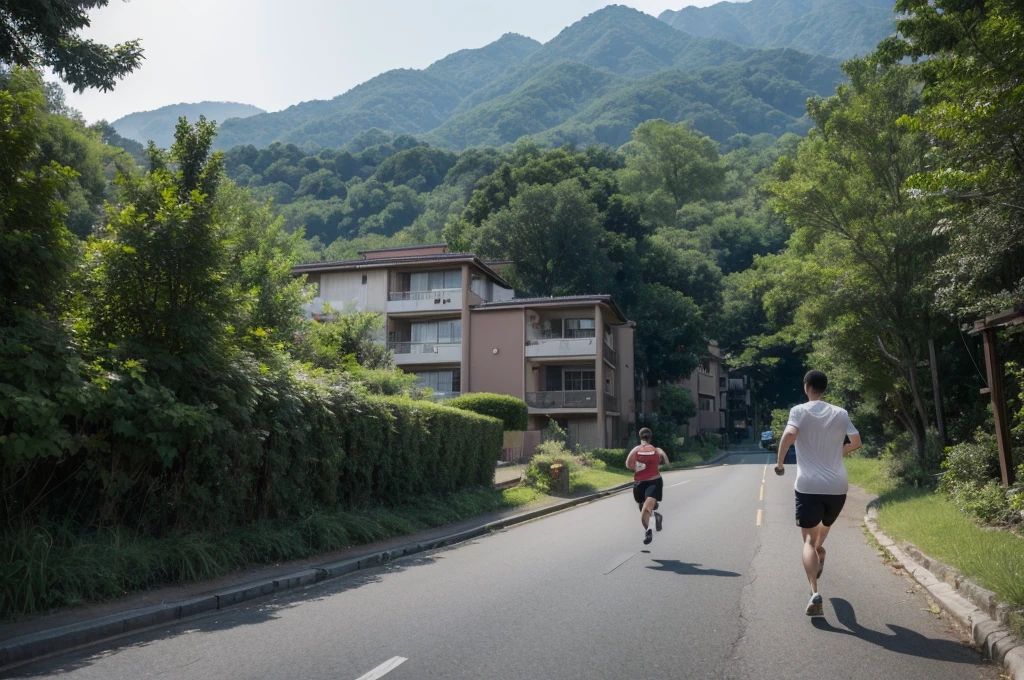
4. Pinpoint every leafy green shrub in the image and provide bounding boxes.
[941,430,1021,531]
[940,430,1000,493]
[592,448,629,469]
[446,393,527,431]
[524,440,598,492]
[352,366,420,396]
[952,480,1015,526]
[541,418,568,444]
[881,430,943,488]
